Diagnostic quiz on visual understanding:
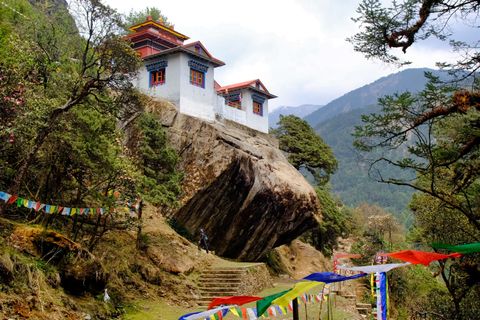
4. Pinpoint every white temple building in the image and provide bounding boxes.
[126,16,276,133]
